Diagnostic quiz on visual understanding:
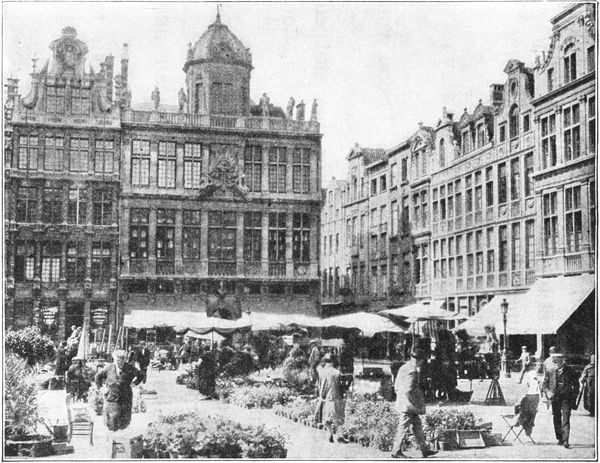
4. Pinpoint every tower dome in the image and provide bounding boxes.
[183,12,252,116]
[184,12,252,71]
